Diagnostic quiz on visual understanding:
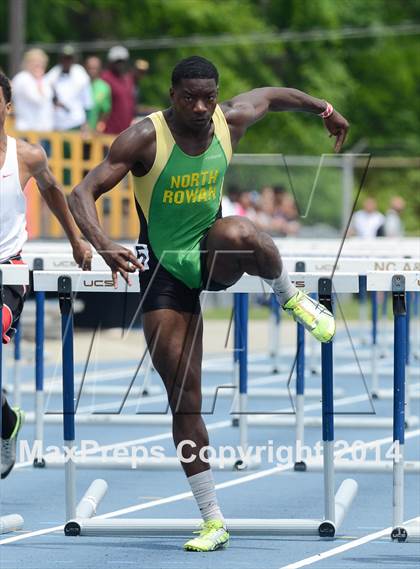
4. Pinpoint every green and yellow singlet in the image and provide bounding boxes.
[132,105,232,289]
